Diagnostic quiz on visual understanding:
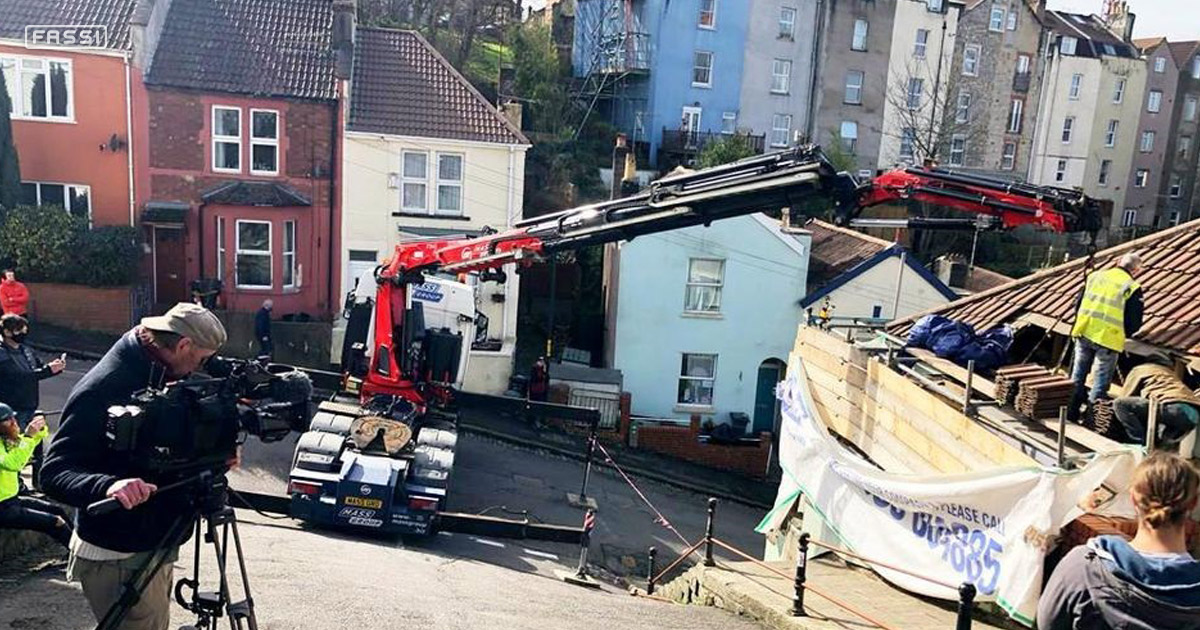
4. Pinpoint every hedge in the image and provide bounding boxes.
[0,205,141,286]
